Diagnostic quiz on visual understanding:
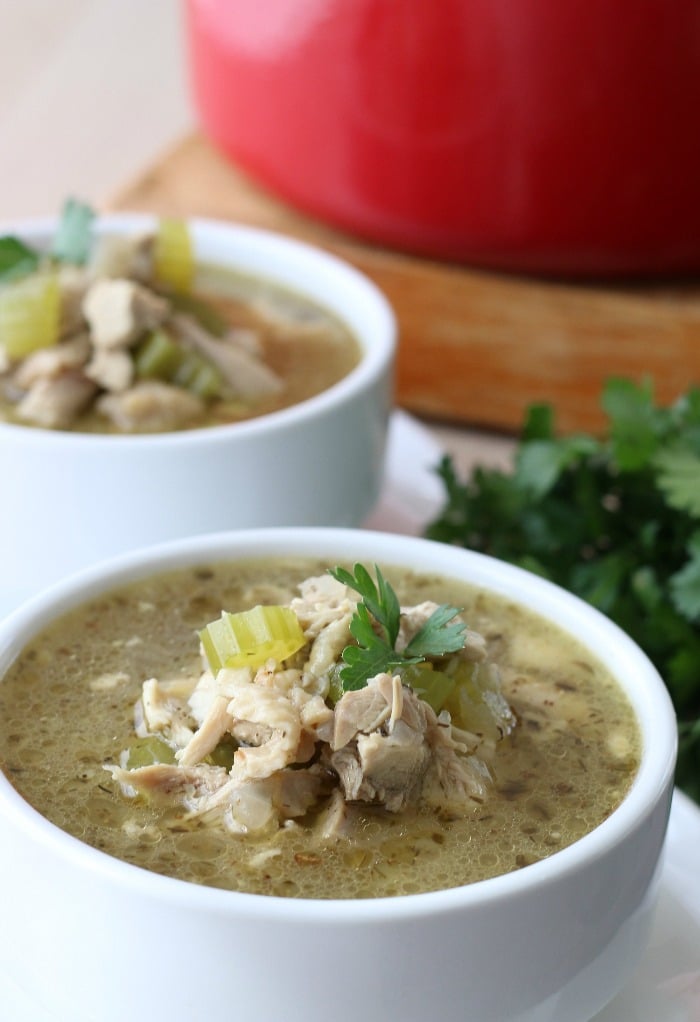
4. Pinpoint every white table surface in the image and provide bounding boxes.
[0,0,515,476]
